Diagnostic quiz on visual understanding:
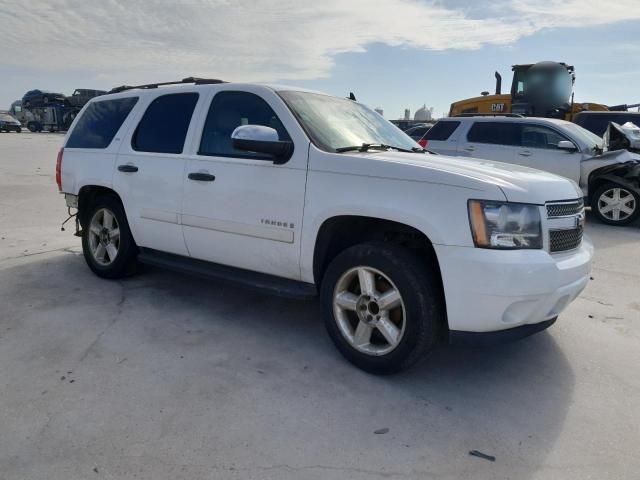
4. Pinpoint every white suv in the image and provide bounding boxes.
[57,78,592,373]
[423,116,640,226]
